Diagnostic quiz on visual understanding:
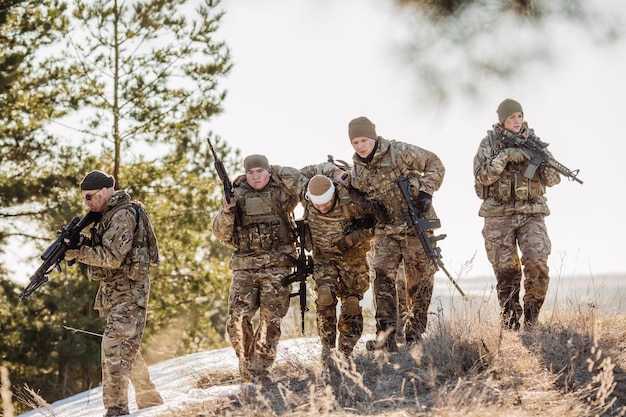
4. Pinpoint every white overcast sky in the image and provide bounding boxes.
[208,0,626,283]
